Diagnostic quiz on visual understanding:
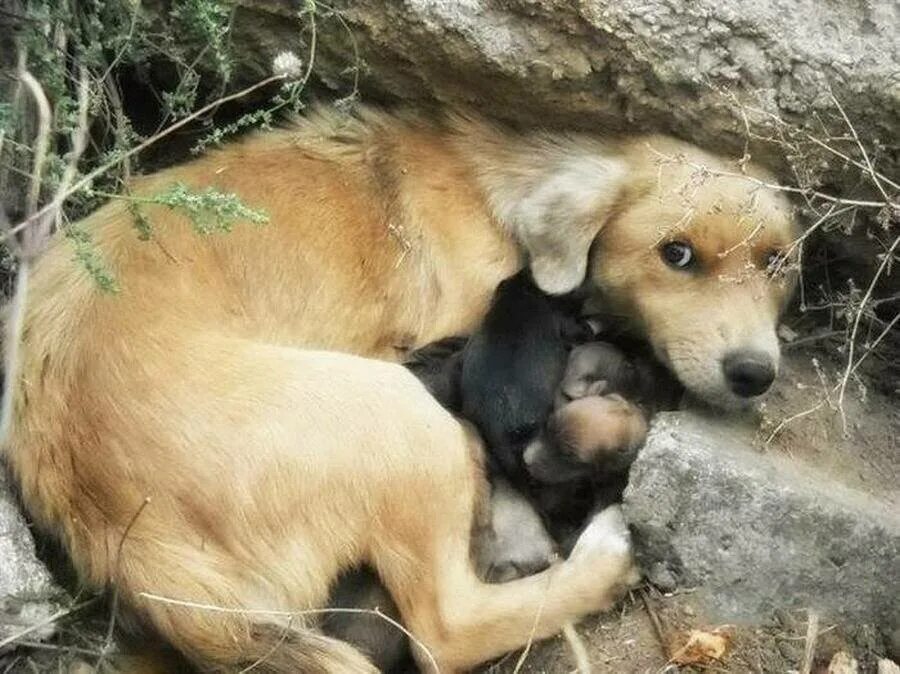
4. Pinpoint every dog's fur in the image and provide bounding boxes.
[3,107,797,672]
